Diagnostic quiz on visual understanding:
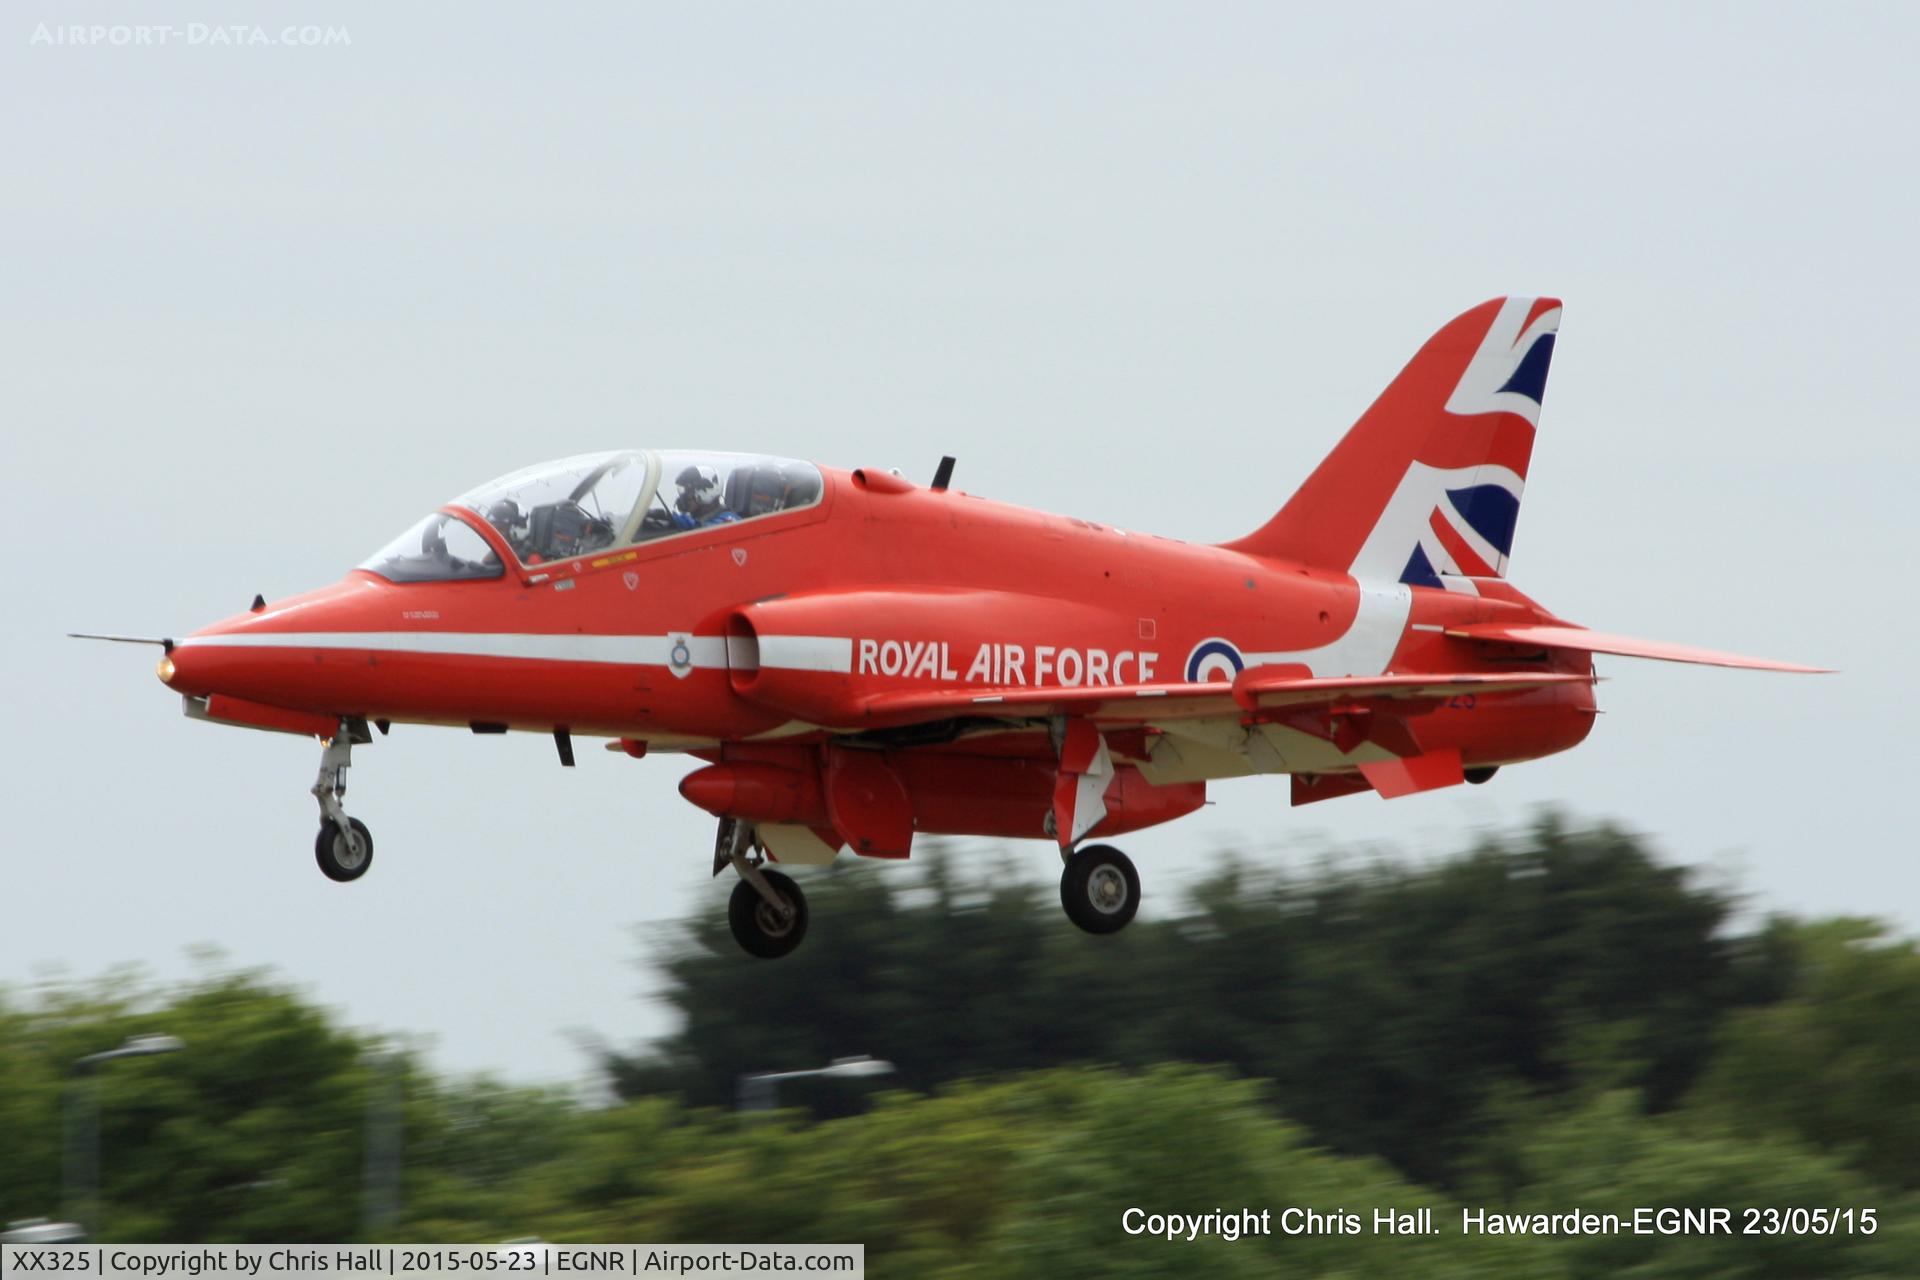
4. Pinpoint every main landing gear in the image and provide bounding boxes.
[313,720,374,883]
[714,817,808,959]
[702,817,1139,954]
[1059,843,1140,935]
